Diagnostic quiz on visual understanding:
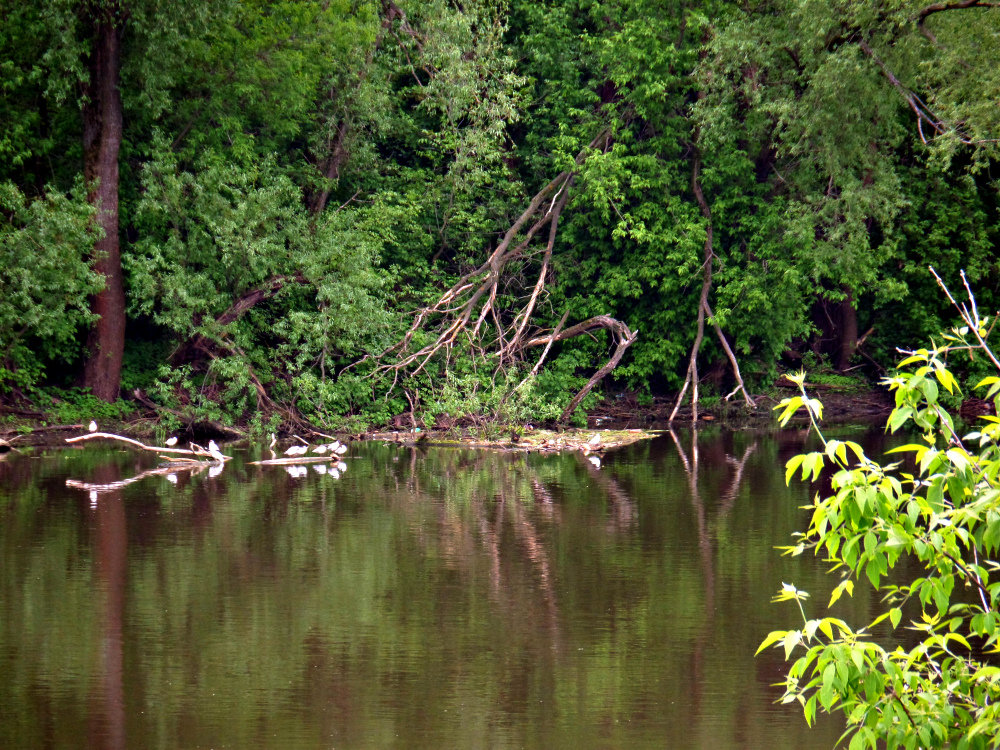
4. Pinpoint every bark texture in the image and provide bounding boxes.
[82,12,126,402]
